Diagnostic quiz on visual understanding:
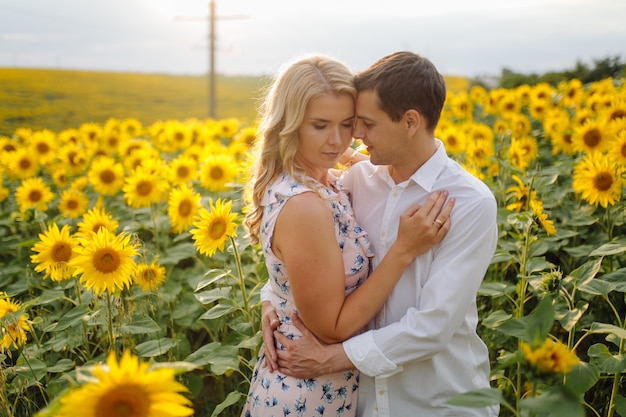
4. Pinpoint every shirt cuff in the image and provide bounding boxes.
[342,330,403,378]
